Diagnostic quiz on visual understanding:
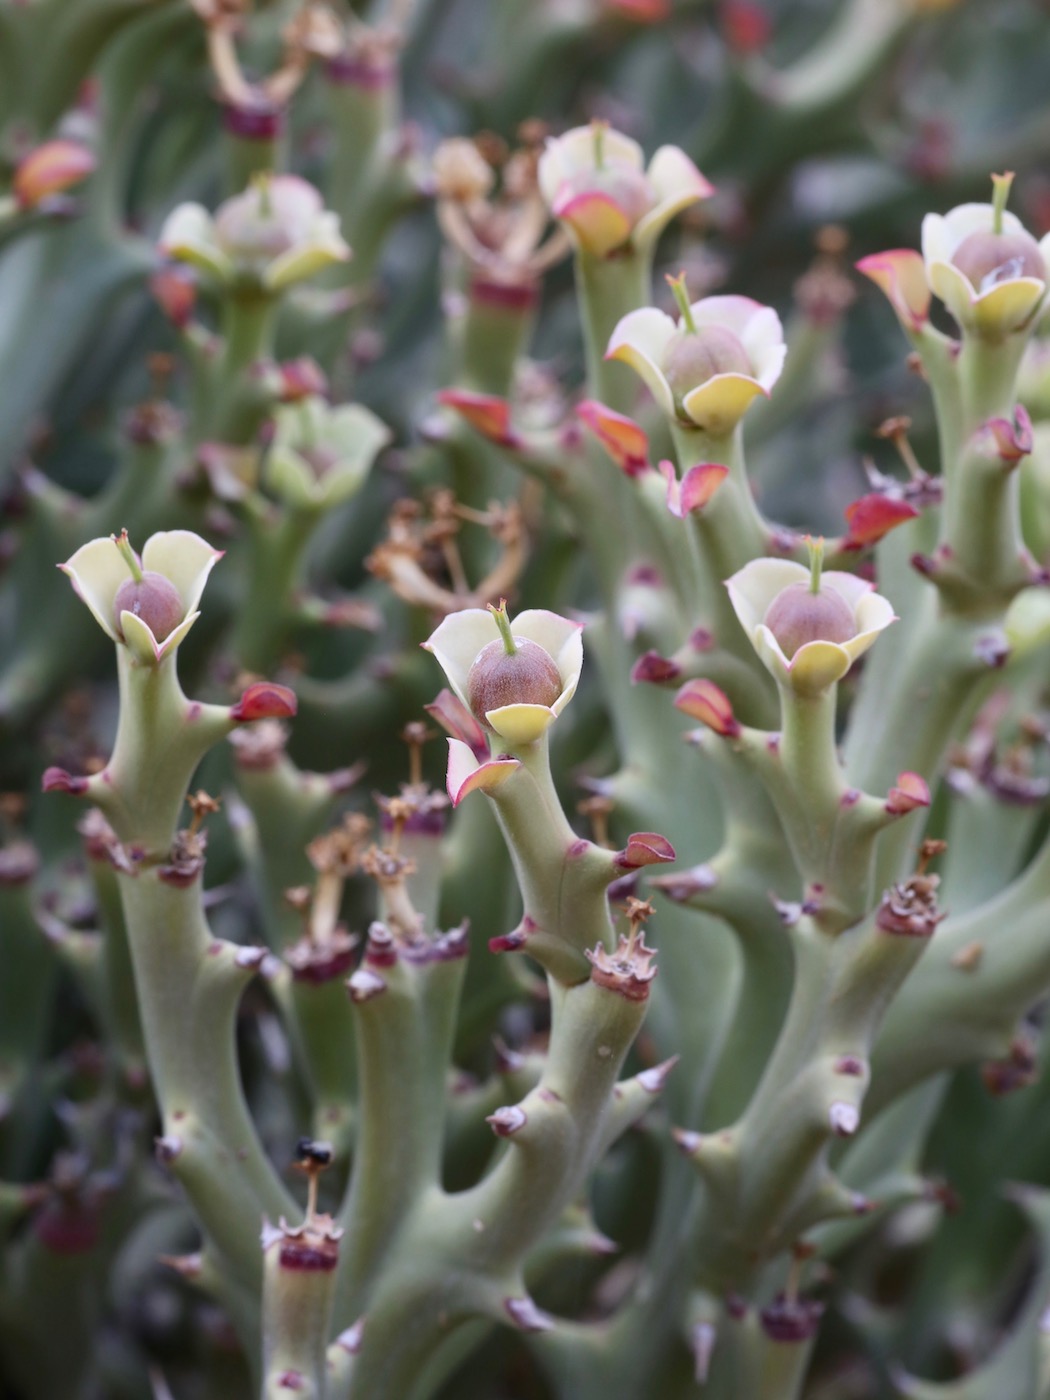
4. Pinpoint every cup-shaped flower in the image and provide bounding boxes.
[60,530,222,665]
[855,249,931,332]
[922,177,1050,339]
[265,396,391,511]
[726,558,895,695]
[424,606,583,747]
[159,175,349,292]
[607,292,786,436]
[538,123,712,259]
